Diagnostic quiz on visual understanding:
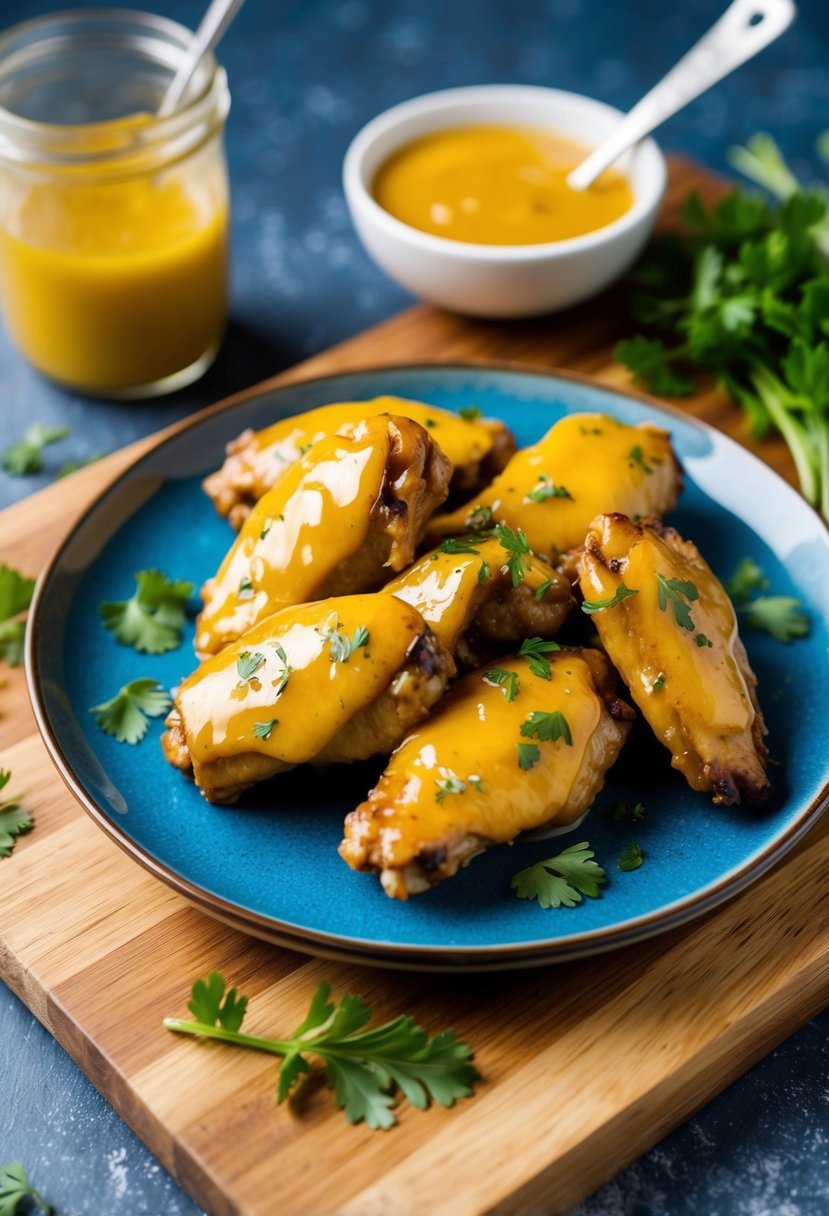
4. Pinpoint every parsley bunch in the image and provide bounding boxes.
[616,135,829,521]
[165,972,477,1130]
